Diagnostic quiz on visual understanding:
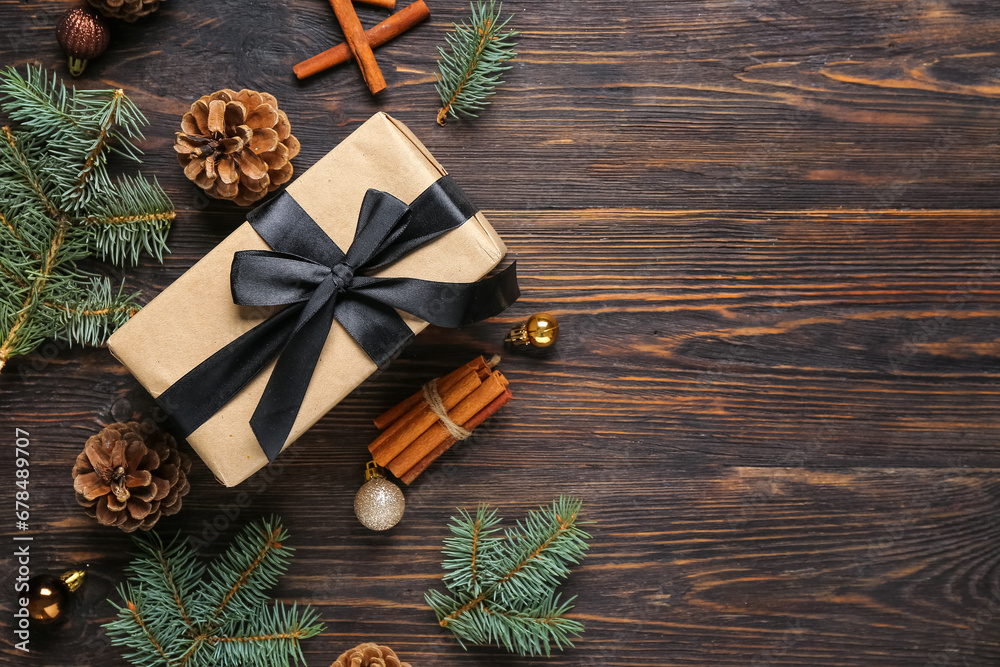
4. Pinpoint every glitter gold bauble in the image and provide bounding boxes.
[354,462,405,531]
